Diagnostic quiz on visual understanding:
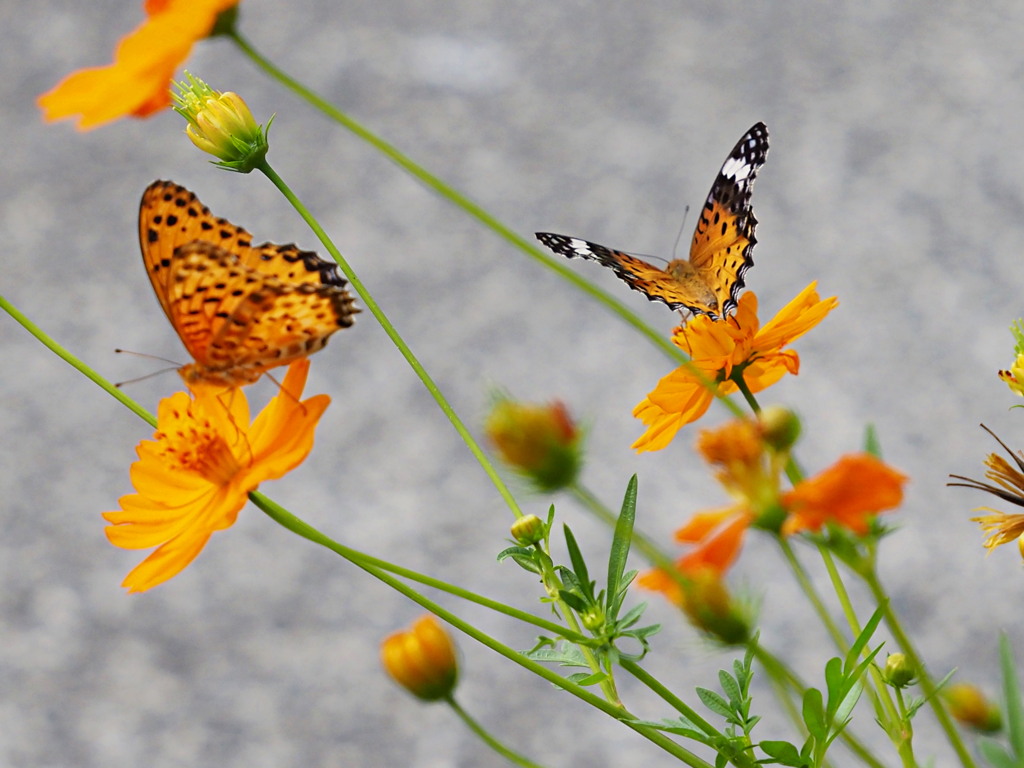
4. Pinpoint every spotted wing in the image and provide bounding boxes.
[139,180,351,322]
[535,232,715,313]
[689,122,769,318]
[162,241,356,384]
